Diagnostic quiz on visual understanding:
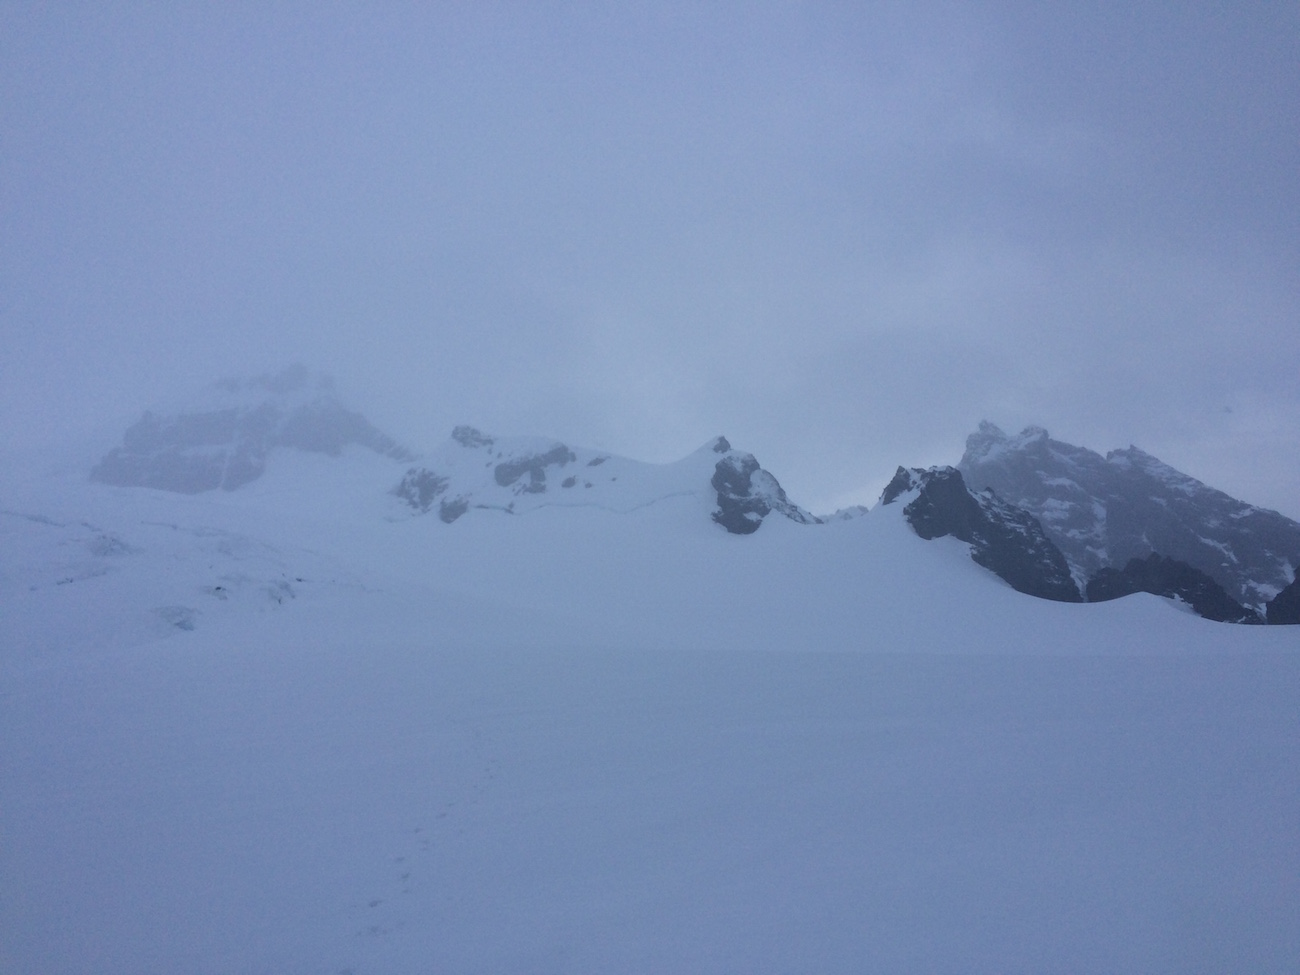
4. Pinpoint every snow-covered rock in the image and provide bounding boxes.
[390,428,816,534]
[708,437,819,534]
[959,421,1300,611]
[823,505,871,523]
[75,376,1300,623]
[879,465,1081,603]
